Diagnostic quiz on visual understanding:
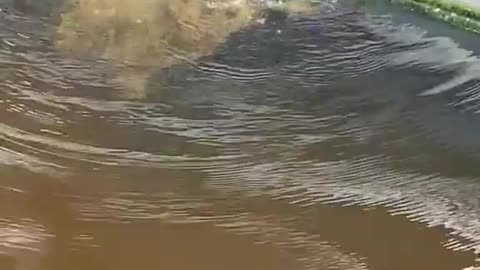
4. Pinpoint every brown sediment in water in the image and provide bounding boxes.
[54,0,261,98]
[0,172,476,270]
[309,204,475,270]
[55,0,258,65]
[238,195,476,270]
[53,0,316,98]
